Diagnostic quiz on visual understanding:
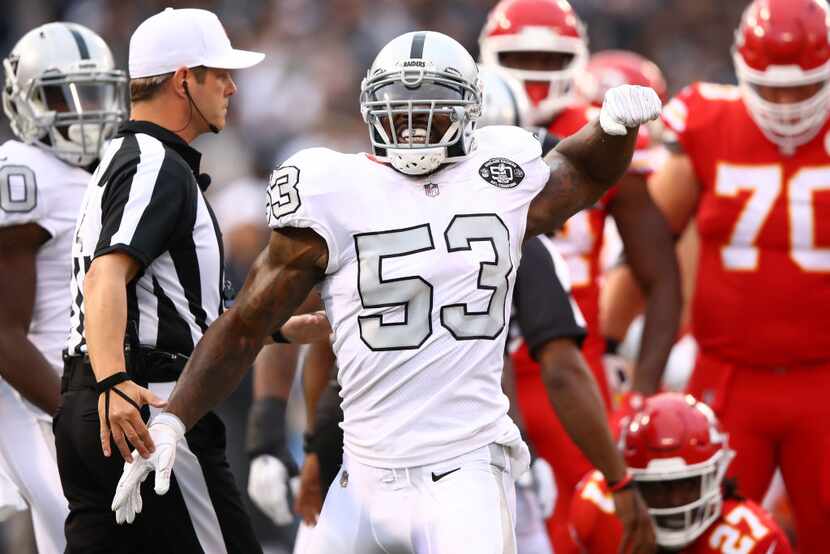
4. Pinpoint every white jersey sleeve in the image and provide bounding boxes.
[266,147,352,275]
[0,141,89,374]
[0,142,51,235]
[469,125,551,241]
